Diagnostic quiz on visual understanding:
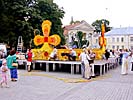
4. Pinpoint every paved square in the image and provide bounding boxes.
[0,66,133,100]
